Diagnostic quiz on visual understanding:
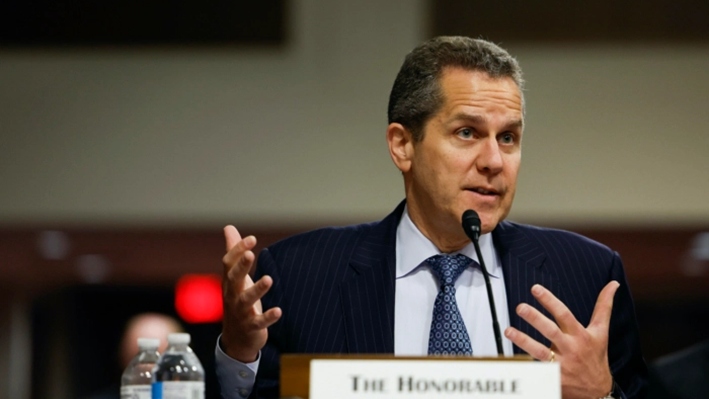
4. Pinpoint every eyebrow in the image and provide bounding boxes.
[448,112,524,130]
